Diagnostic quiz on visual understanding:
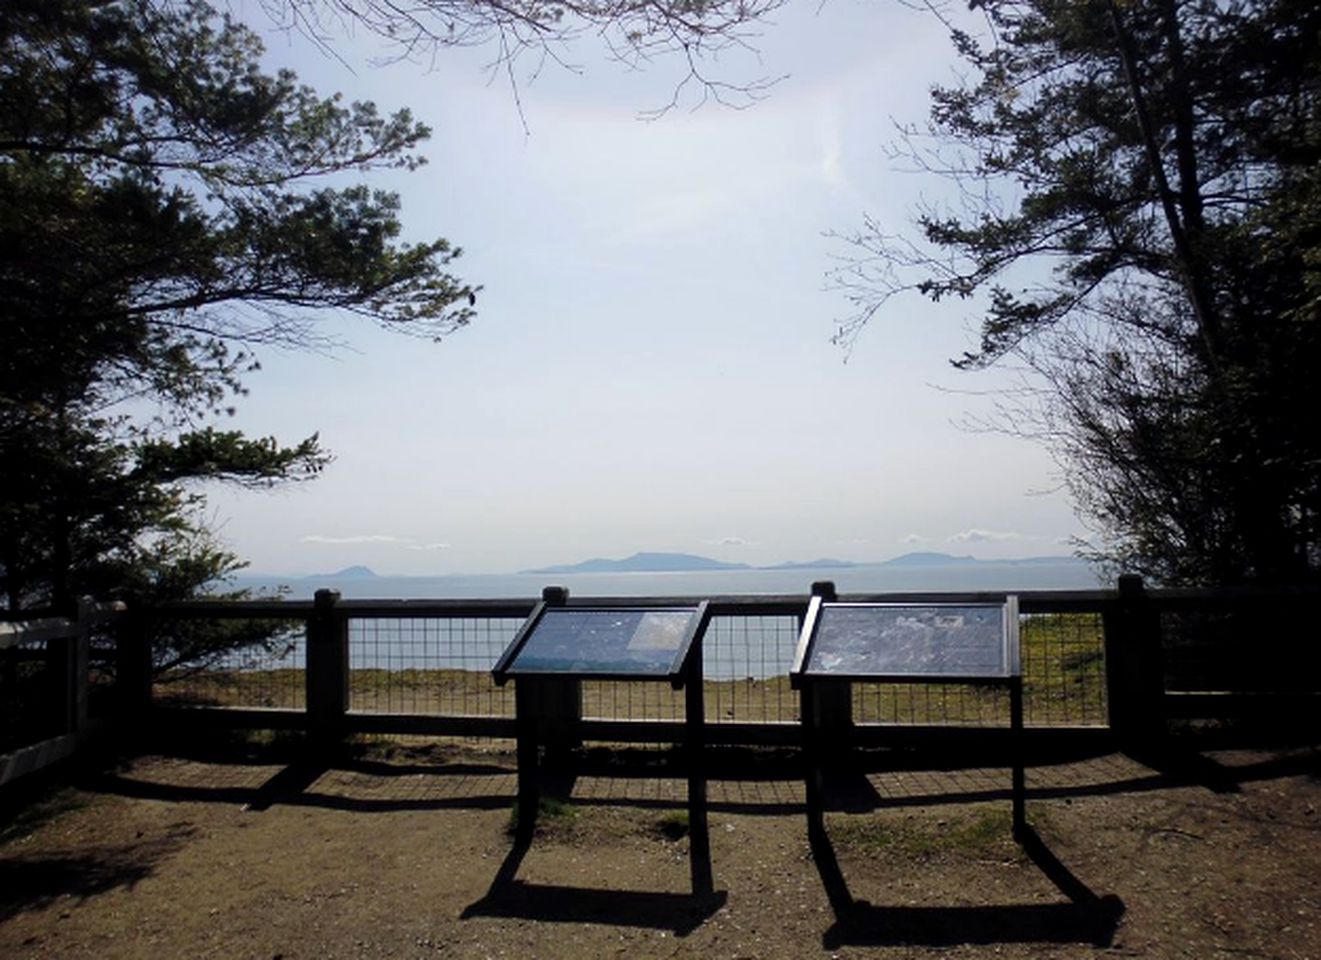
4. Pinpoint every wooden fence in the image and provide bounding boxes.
[0,600,123,787]
[2,579,1318,787]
